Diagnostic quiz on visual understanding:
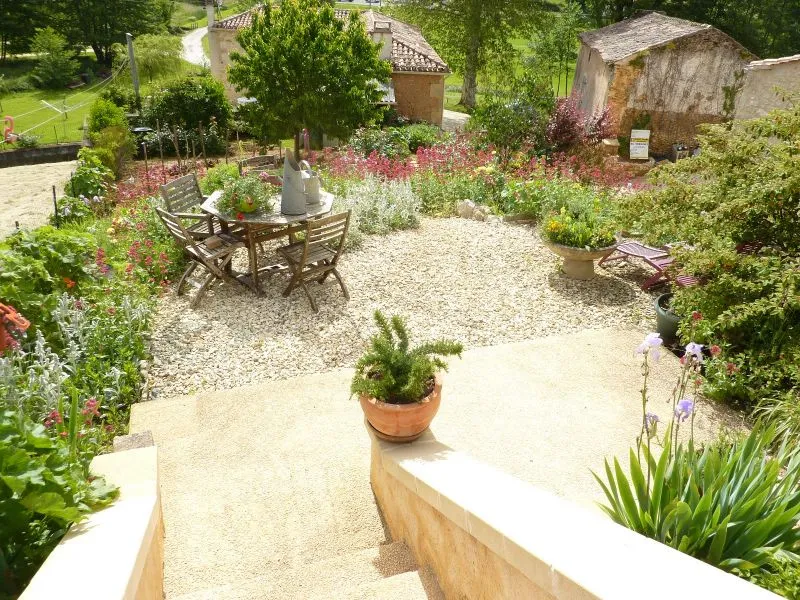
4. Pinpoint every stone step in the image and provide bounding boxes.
[169,541,418,600]
[329,567,444,600]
